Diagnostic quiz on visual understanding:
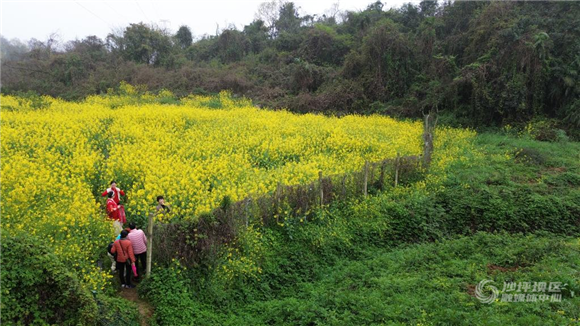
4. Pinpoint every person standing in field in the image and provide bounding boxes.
[156,195,171,215]
[106,228,130,273]
[111,230,136,289]
[102,181,127,226]
[127,222,147,281]
[102,181,125,204]
[106,192,123,234]
[107,241,117,273]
